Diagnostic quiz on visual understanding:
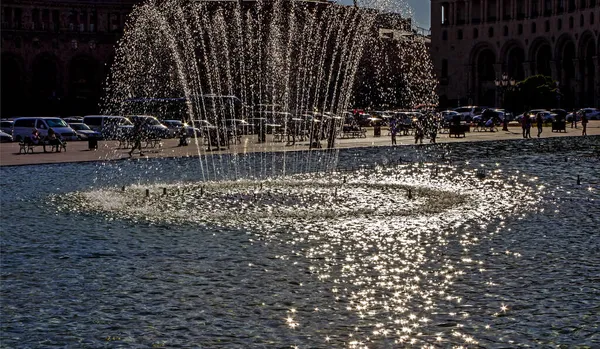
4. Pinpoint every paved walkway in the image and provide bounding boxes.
[1,121,598,167]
